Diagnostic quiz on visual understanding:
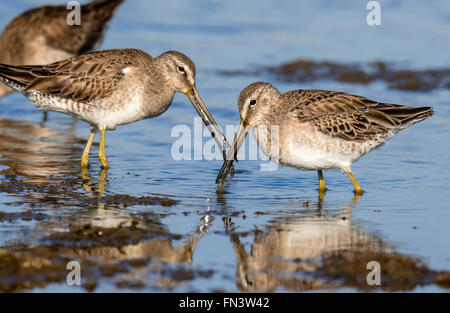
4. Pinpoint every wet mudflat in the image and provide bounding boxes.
[222,60,450,92]
[0,0,449,292]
